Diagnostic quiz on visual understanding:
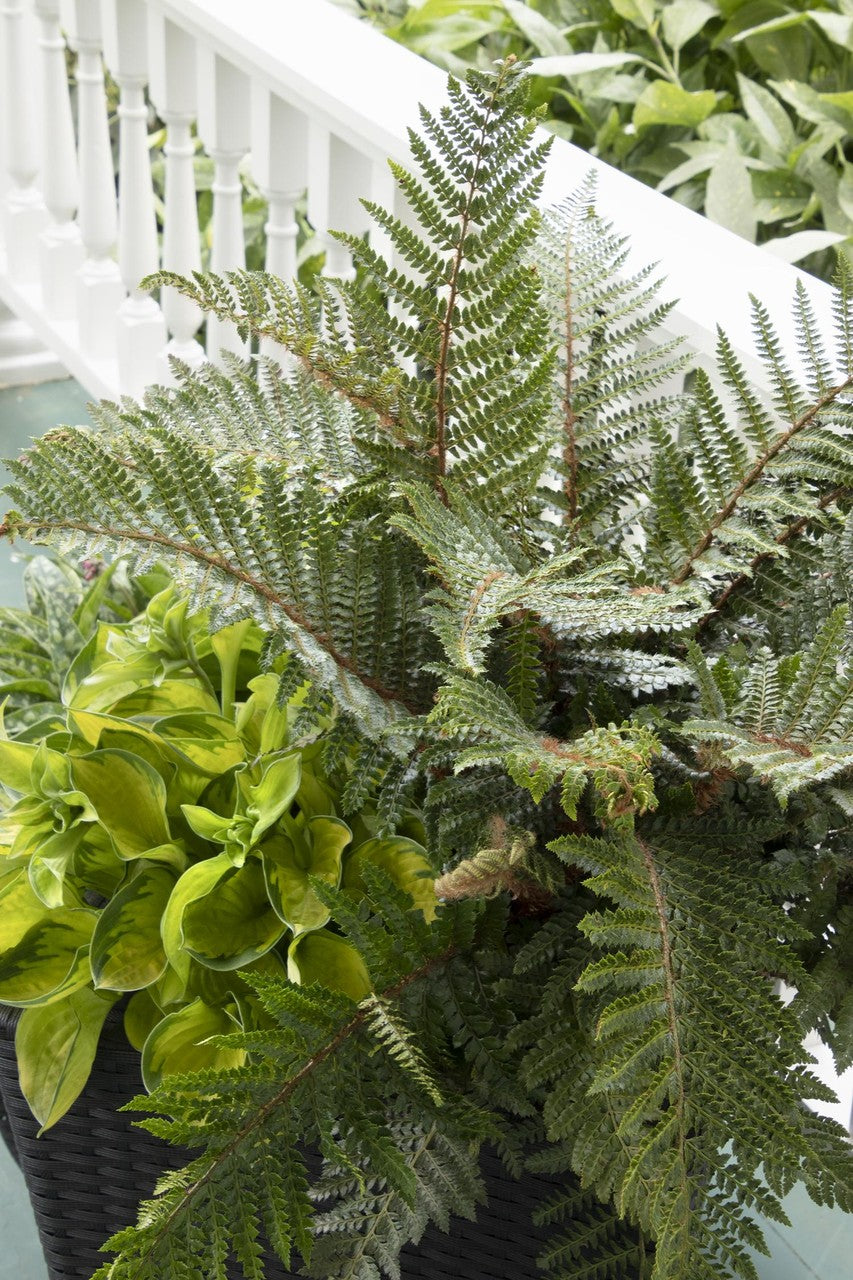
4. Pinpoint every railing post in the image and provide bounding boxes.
[147,2,203,379]
[1,0,48,282]
[197,50,250,365]
[308,125,371,343]
[309,125,372,286]
[33,0,83,319]
[101,0,167,398]
[61,0,124,360]
[251,86,307,365]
